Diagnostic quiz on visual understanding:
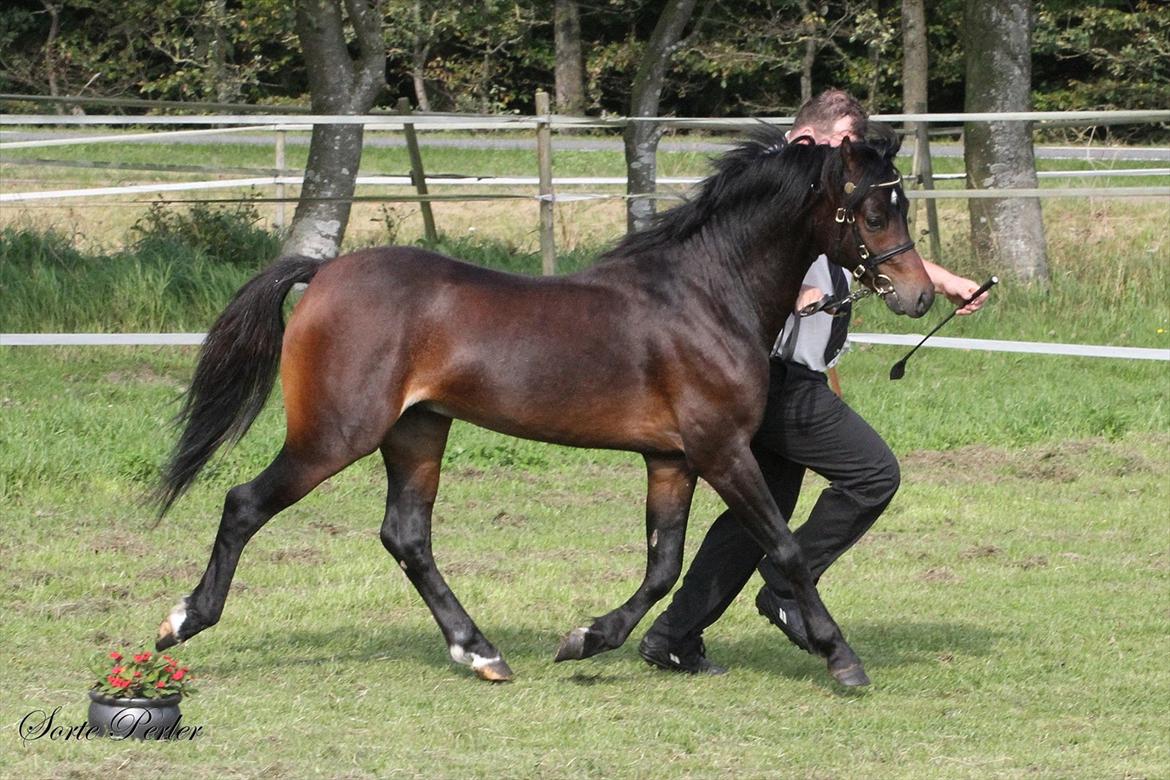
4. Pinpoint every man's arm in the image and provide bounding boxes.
[922,260,988,315]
